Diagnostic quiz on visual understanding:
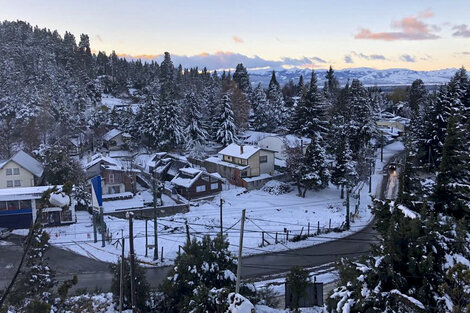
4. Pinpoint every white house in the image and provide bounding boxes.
[205,143,276,189]
[257,135,311,161]
[0,151,44,189]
